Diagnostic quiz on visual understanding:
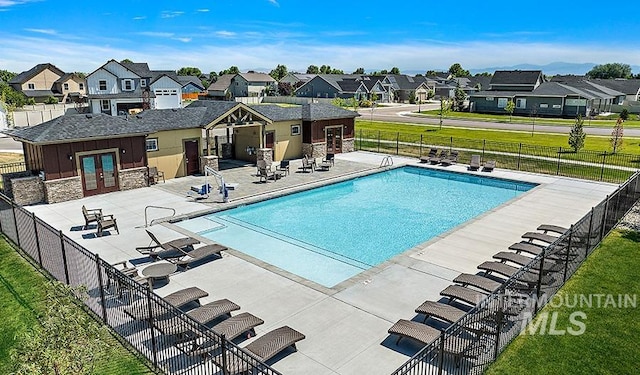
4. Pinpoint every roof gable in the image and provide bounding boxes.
[9,63,65,84]
[302,103,360,121]
[490,70,543,87]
